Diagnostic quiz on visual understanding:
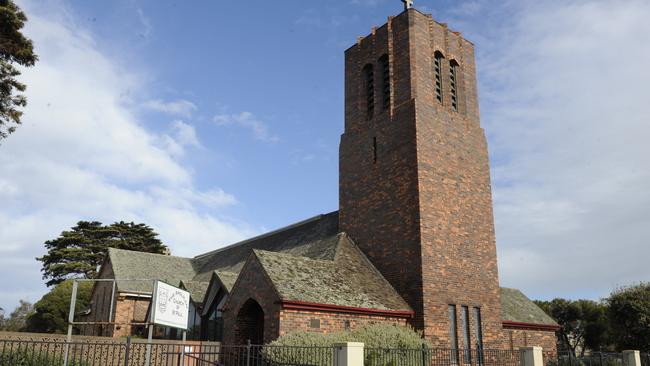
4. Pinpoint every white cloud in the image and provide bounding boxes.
[161,120,201,158]
[143,99,197,118]
[0,1,253,311]
[469,0,650,299]
[213,111,279,142]
[172,120,200,148]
